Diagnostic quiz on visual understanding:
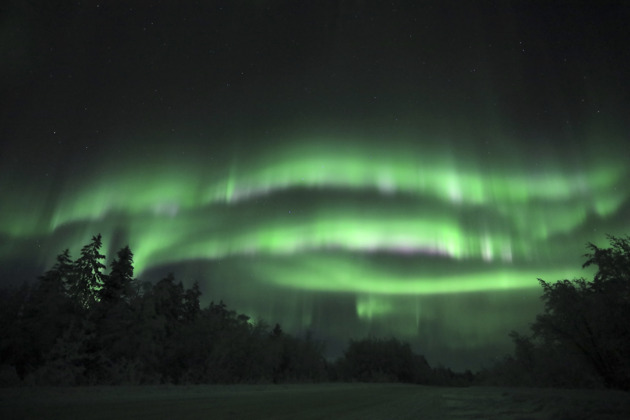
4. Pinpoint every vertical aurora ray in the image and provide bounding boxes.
[2,0,629,373]
[0,132,627,369]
